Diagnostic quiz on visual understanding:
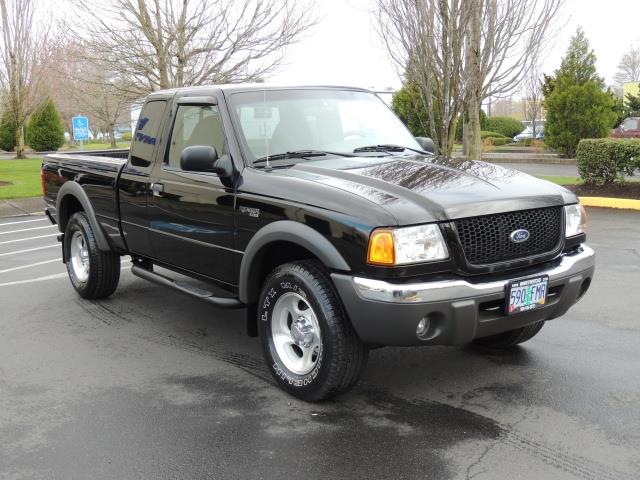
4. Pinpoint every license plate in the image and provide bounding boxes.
[506,275,549,314]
